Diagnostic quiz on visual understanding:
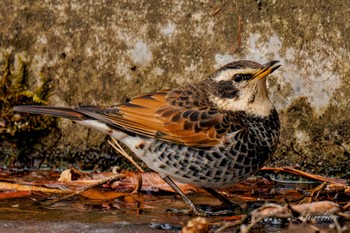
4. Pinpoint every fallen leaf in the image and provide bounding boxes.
[58,169,72,182]
[292,201,341,215]
[0,191,32,199]
[80,189,128,200]
[223,215,245,221]
[111,171,201,194]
